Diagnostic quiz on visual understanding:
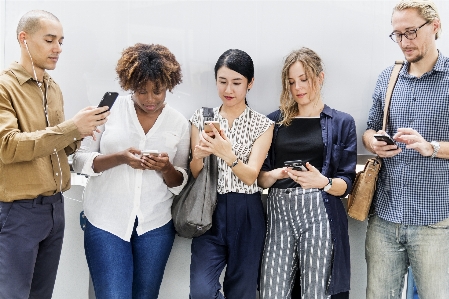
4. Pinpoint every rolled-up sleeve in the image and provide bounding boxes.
[72,127,103,176]
[167,120,191,195]
[336,118,357,198]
